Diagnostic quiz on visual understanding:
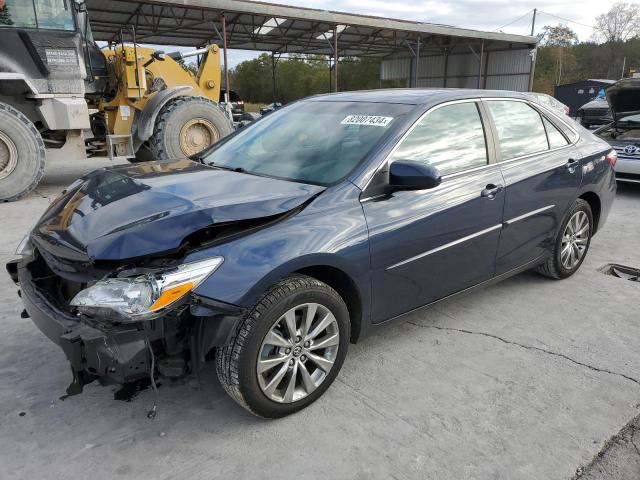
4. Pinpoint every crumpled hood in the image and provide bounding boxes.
[606,79,640,119]
[32,159,324,261]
